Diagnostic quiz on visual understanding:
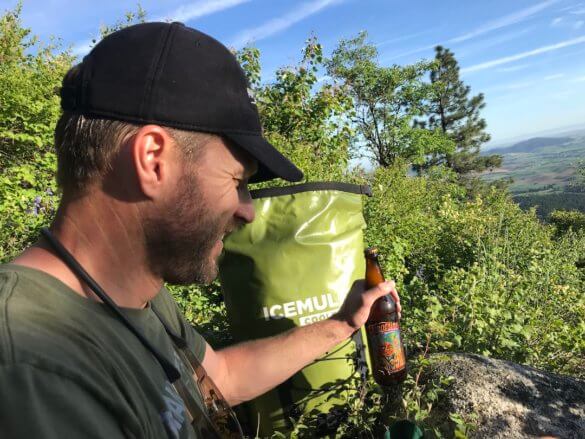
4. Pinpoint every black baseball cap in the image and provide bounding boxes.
[60,22,303,183]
